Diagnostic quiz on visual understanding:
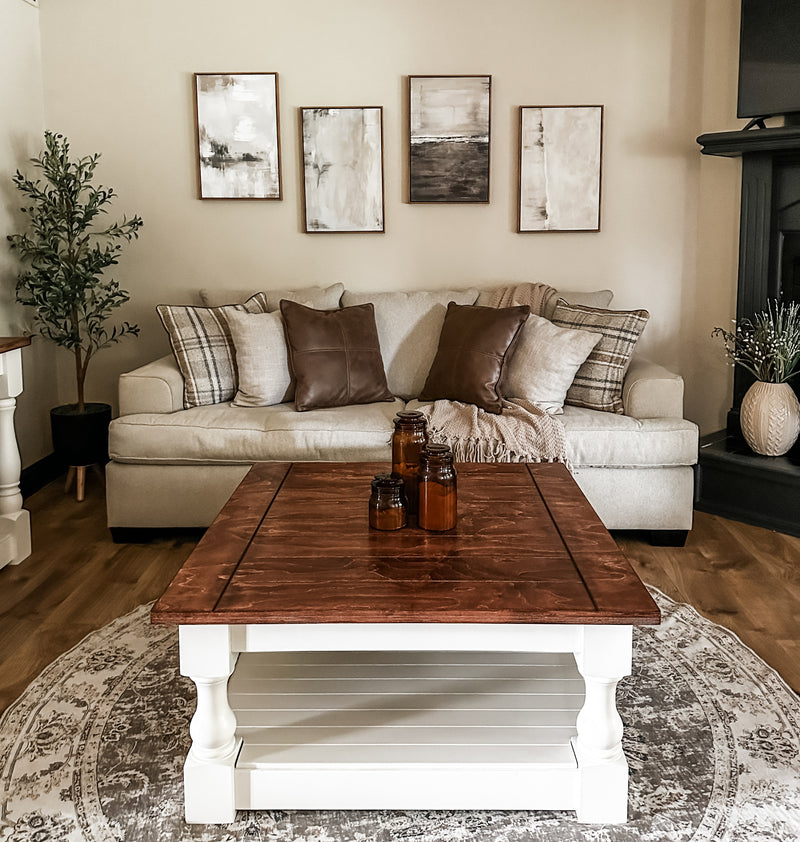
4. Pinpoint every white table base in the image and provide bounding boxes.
[0,346,31,568]
[179,623,632,825]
